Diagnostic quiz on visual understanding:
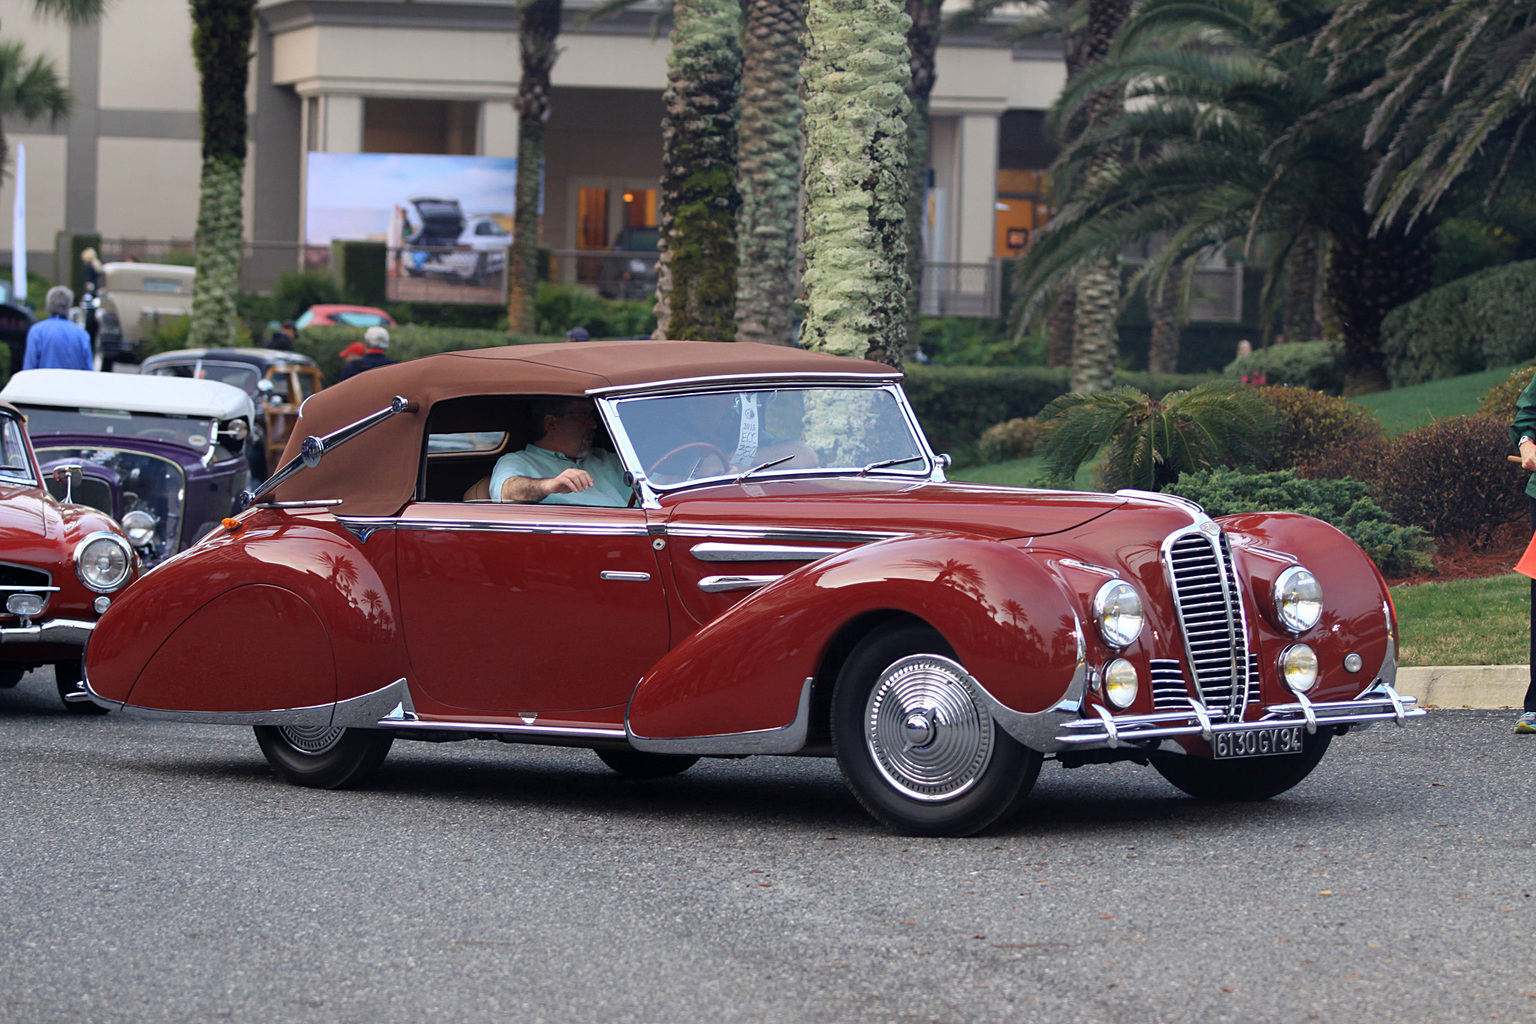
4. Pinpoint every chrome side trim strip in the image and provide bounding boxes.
[87,676,412,727]
[690,542,844,563]
[664,524,902,544]
[254,499,344,509]
[601,571,652,582]
[698,575,779,592]
[1053,682,1424,749]
[337,516,650,538]
[627,677,813,755]
[0,618,93,646]
[589,371,902,399]
[382,719,629,740]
